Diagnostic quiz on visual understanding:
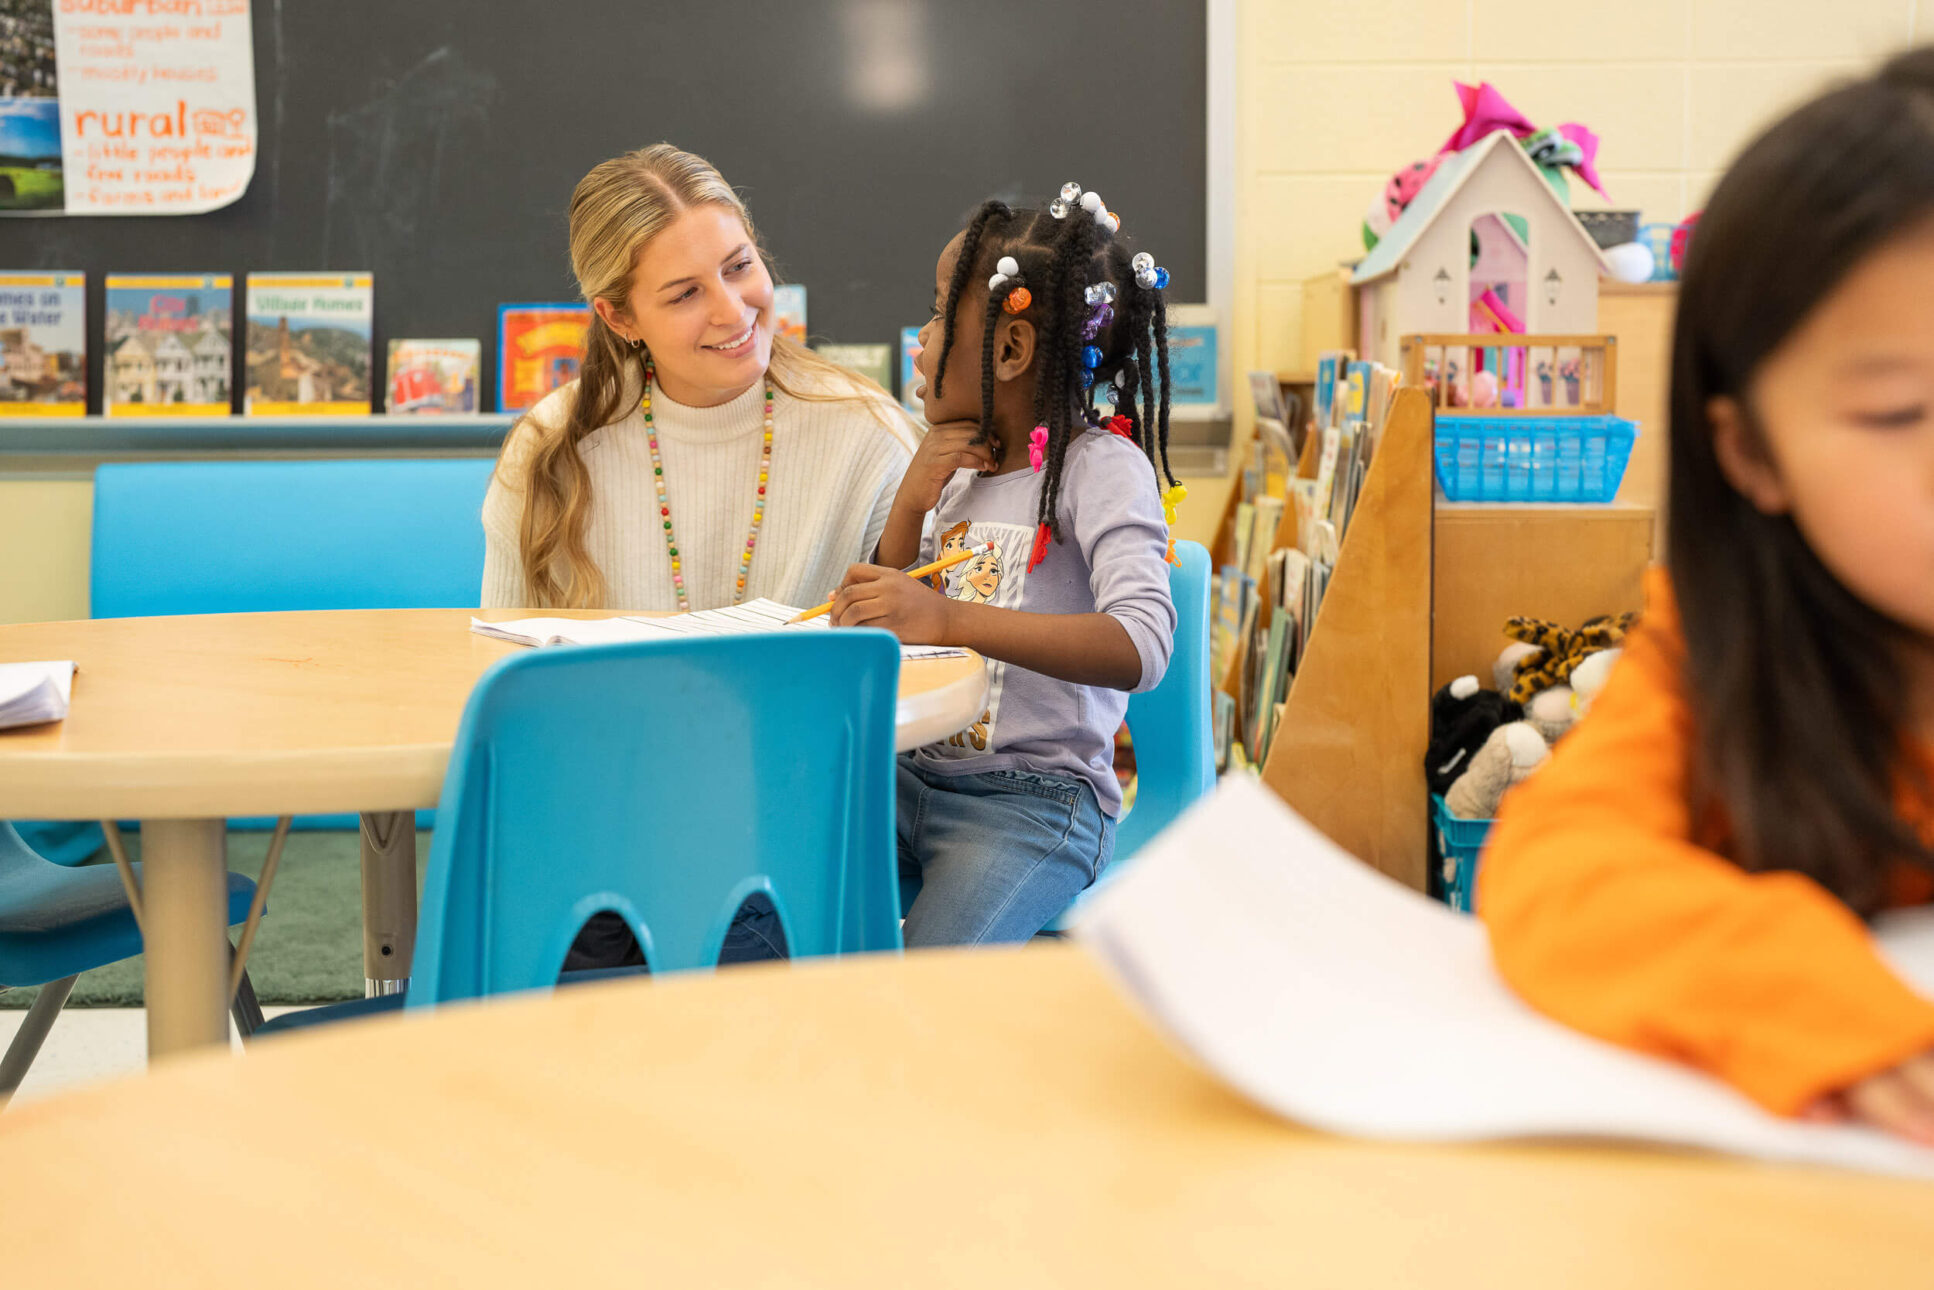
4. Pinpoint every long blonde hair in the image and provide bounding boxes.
[508,143,901,608]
